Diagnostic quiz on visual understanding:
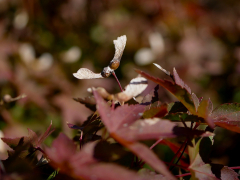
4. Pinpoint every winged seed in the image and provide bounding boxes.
[112,35,127,62]
[73,35,127,80]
